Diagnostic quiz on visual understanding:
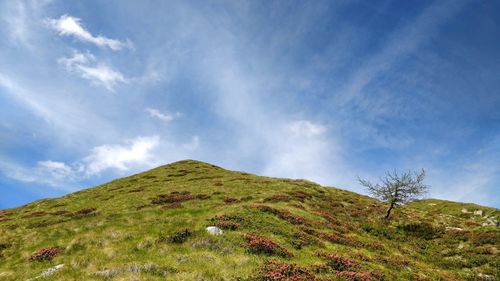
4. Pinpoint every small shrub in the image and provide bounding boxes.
[318,252,357,271]
[128,187,145,193]
[161,202,182,209]
[52,210,70,216]
[290,231,322,249]
[251,260,316,281]
[211,215,243,230]
[30,247,62,261]
[472,231,500,246]
[71,208,97,218]
[244,233,293,258]
[253,205,305,225]
[361,224,392,239]
[223,197,240,204]
[335,271,372,281]
[158,230,193,244]
[264,194,291,202]
[23,211,48,218]
[398,222,441,240]
[289,190,312,202]
[152,192,210,204]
